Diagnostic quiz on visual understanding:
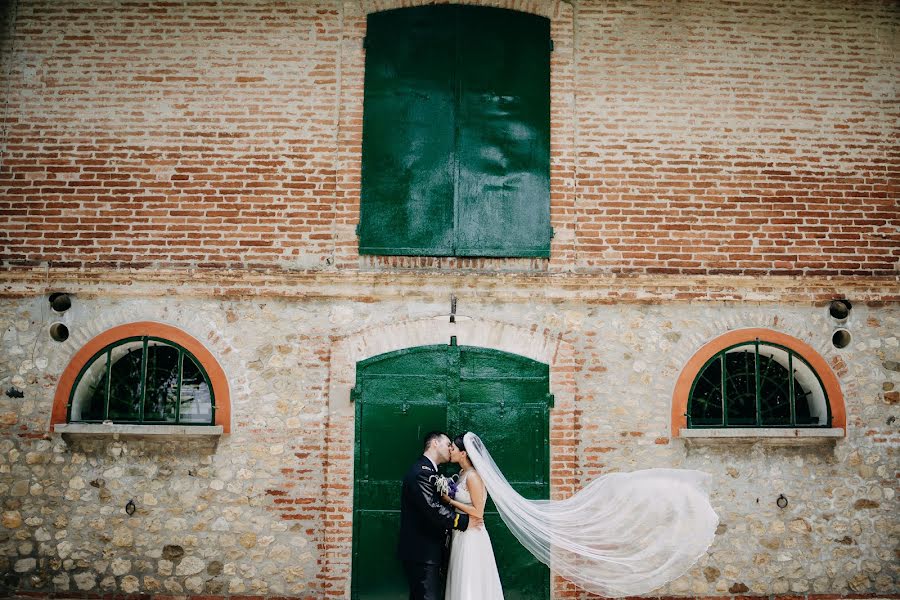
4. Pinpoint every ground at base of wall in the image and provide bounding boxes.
[5,594,900,600]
